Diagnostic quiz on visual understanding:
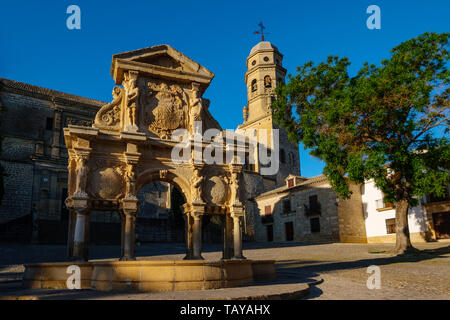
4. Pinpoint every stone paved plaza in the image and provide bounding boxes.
[0,241,449,300]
